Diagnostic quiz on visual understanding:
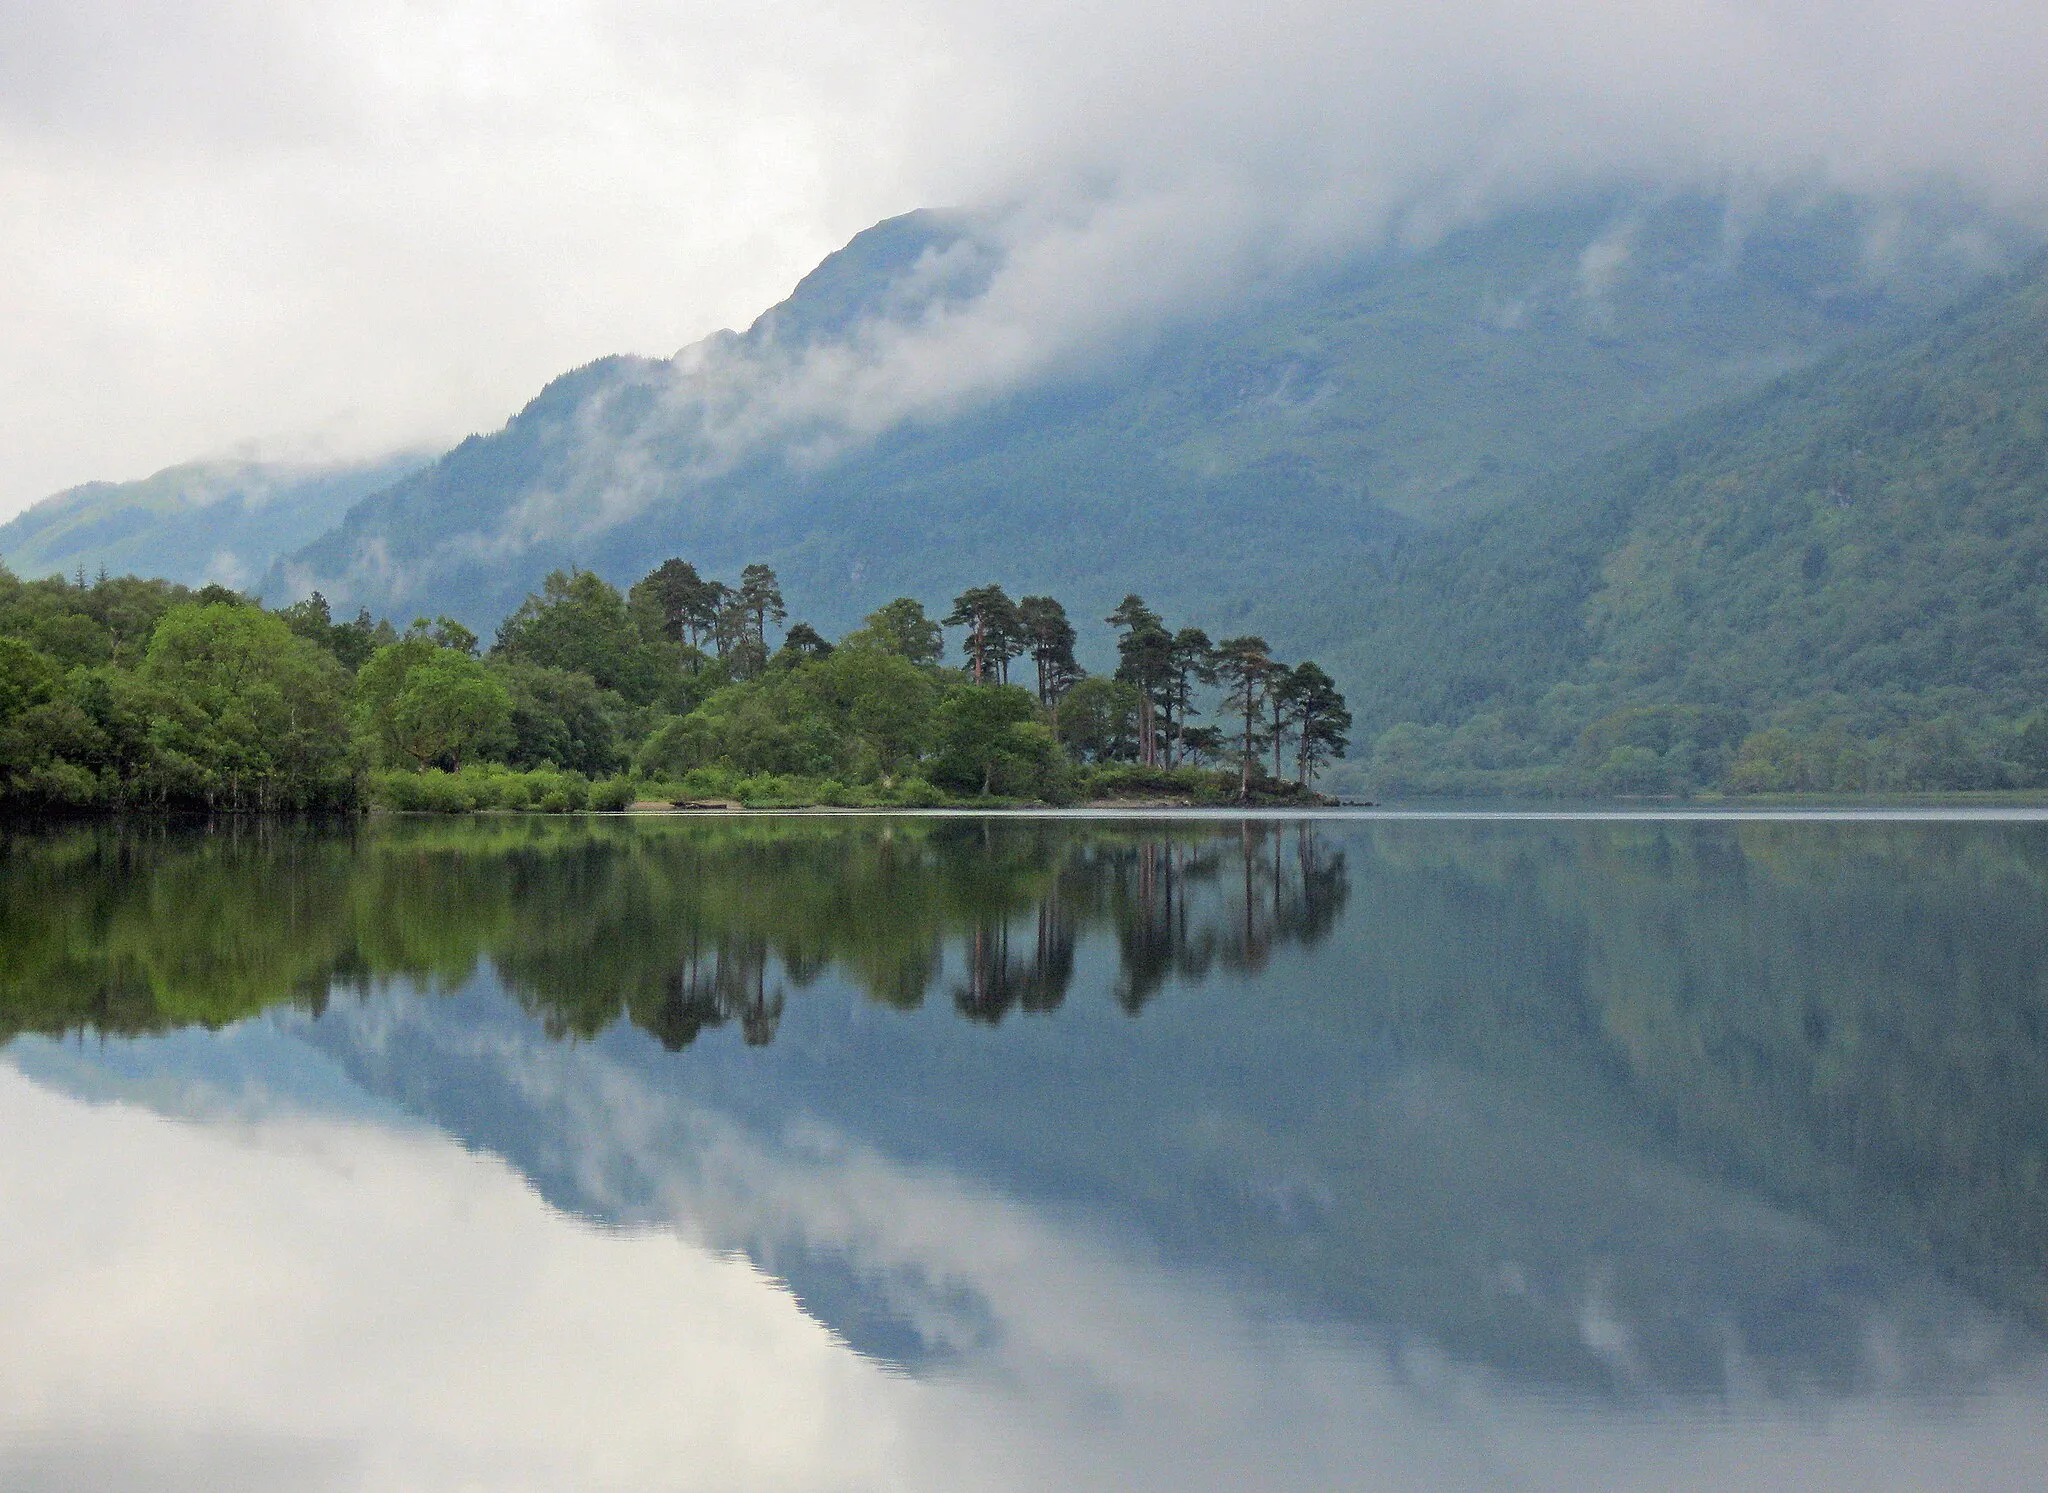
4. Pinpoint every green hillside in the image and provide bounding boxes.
[1339,254,2048,794]
[272,192,1957,666]
[1,452,431,593]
